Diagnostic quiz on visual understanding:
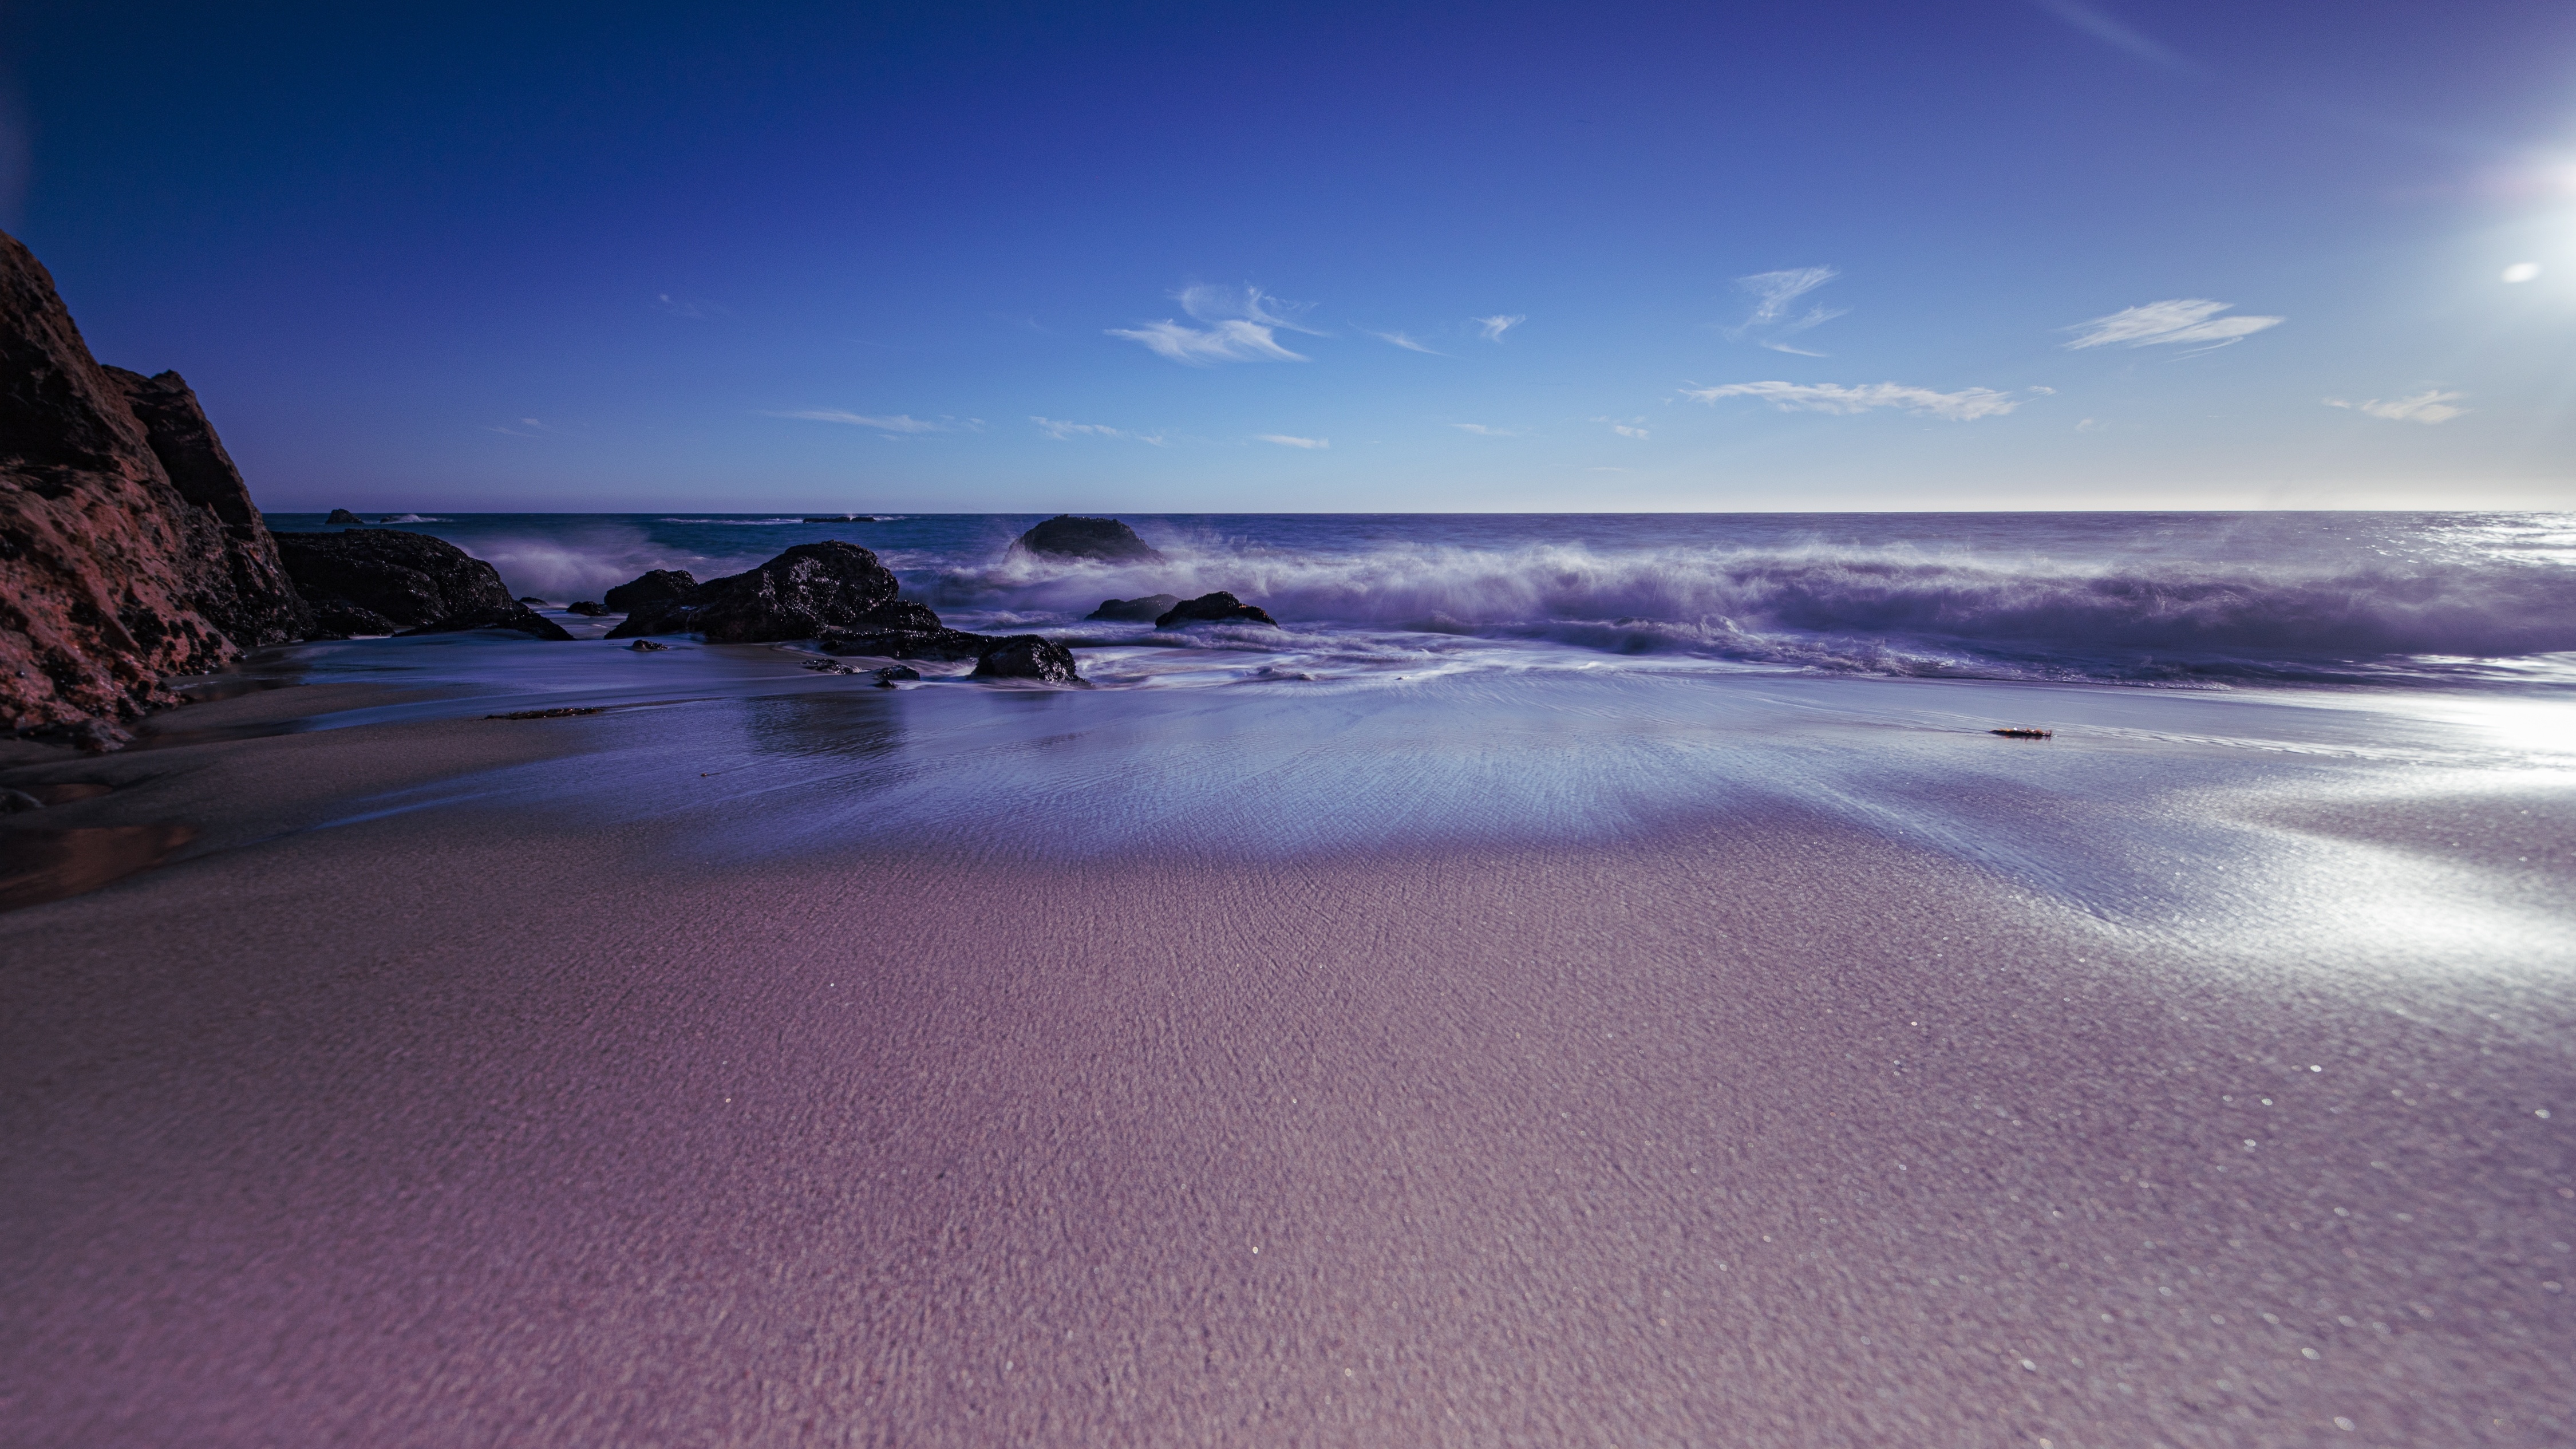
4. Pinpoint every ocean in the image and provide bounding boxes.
[264,510,2576,691]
